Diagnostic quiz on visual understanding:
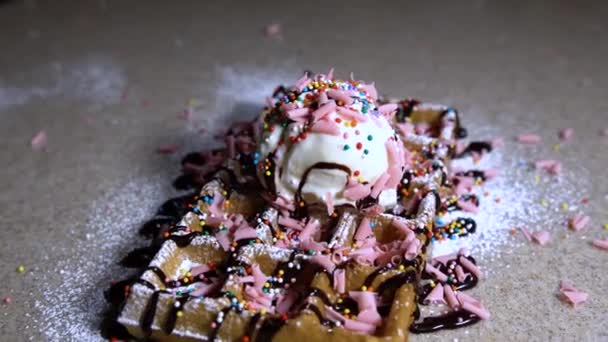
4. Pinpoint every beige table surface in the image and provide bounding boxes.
[1,1,607,341]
